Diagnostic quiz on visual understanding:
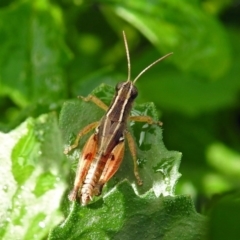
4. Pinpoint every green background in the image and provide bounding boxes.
[0,0,240,239]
